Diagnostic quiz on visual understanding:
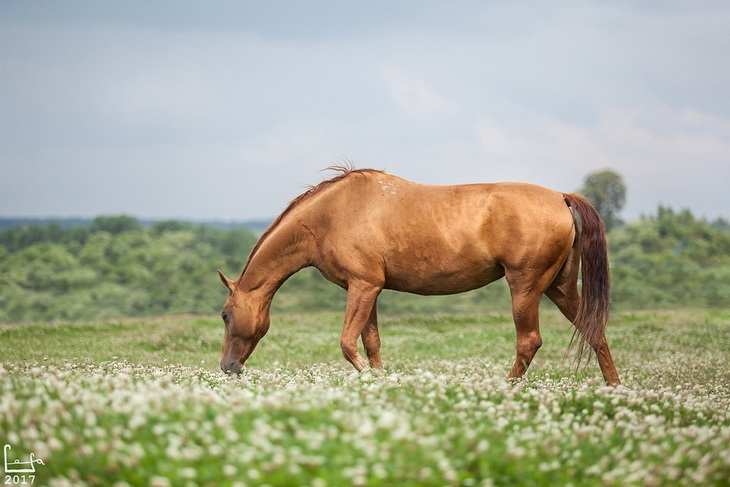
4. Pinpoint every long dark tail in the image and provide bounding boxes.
[563,193,611,367]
